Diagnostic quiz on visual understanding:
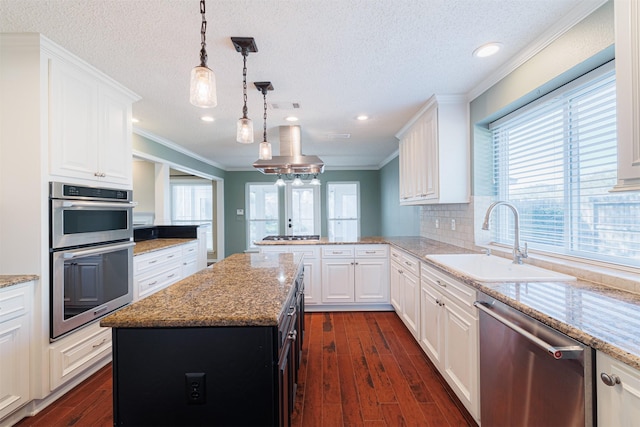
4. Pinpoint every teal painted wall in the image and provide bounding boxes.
[224,170,382,255]
[379,156,420,236]
[132,133,227,179]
